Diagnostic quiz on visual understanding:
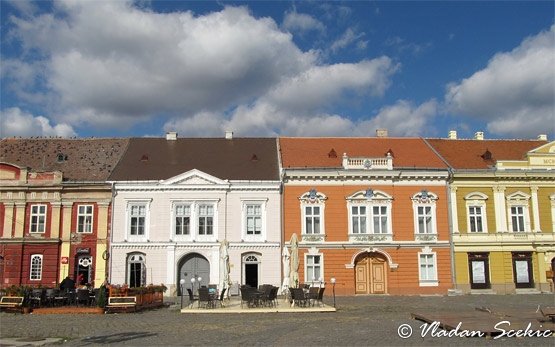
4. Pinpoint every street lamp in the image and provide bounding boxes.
[179,279,186,309]
[190,277,196,294]
[330,277,336,308]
